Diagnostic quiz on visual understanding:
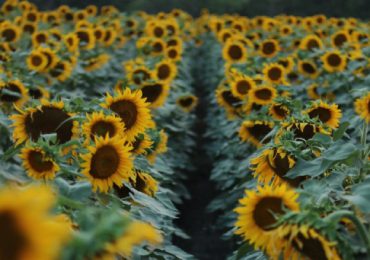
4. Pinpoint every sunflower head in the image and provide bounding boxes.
[331,30,350,48]
[239,120,274,147]
[300,34,323,51]
[102,88,153,141]
[0,23,21,43]
[216,87,242,116]
[249,85,278,105]
[298,60,319,78]
[81,135,134,193]
[321,50,347,73]
[259,39,280,58]
[229,74,255,98]
[140,83,170,108]
[130,133,153,155]
[234,184,299,254]
[222,40,247,64]
[269,103,290,120]
[263,63,287,85]
[354,92,370,123]
[305,101,342,129]
[0,80,29,108]
[155,60,177,83]
[176,95,198,112]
